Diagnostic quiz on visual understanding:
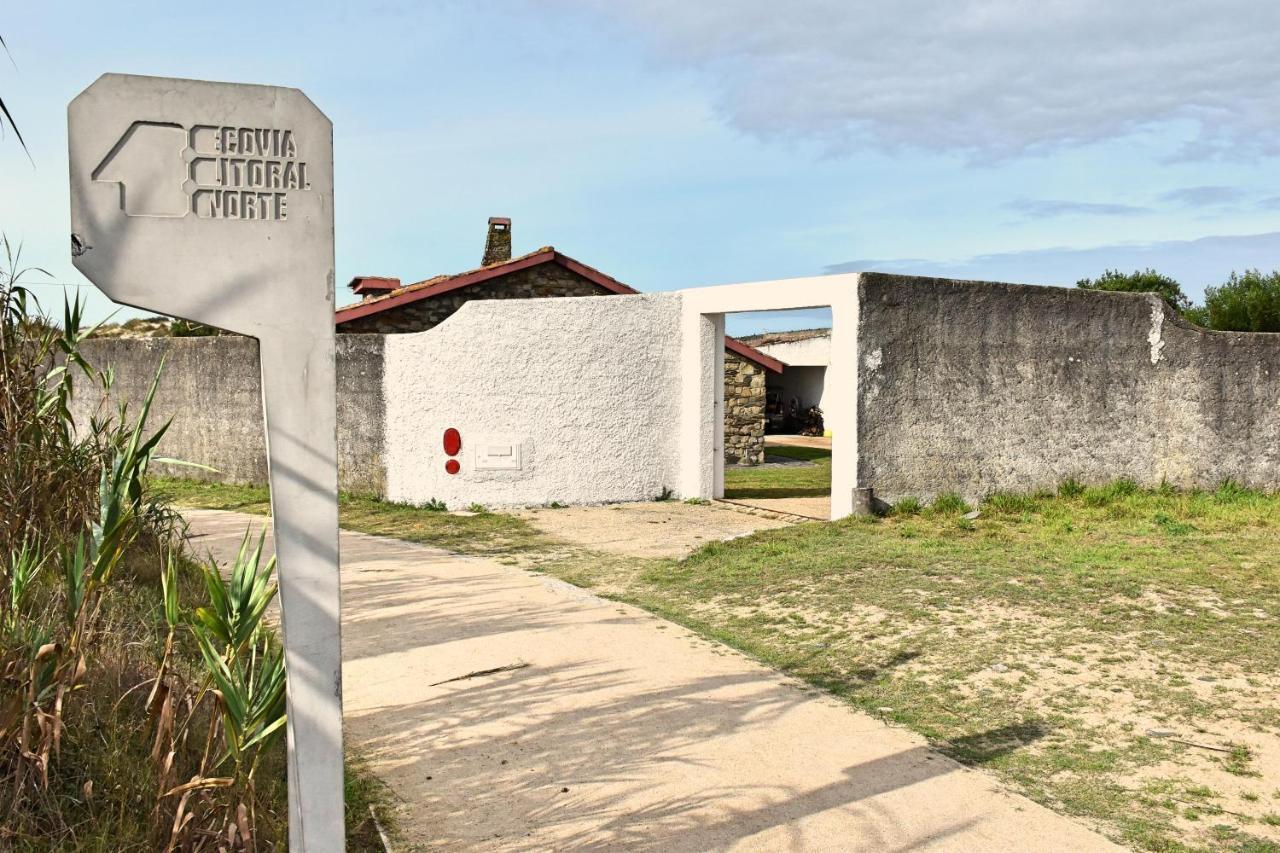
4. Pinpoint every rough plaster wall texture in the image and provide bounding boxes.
[855,274,1280,504]
[383,293,684,508]
[75,336,387,493]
